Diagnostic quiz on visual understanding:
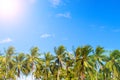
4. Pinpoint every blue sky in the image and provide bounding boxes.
[0,0,120,54]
